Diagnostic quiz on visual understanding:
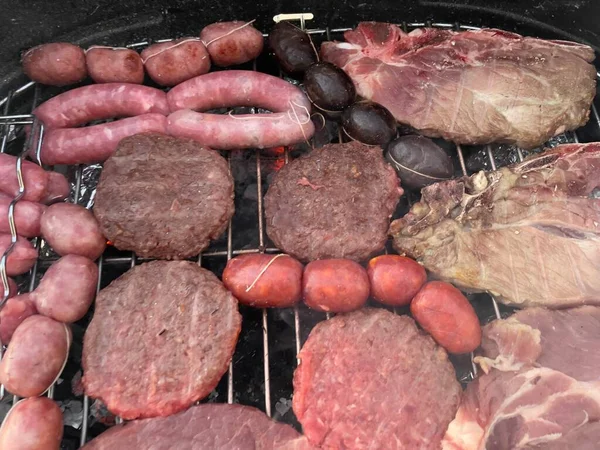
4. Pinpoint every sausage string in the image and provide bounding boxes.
[202,20,257,47]
[245,253,287,293]
[141,38,206,64]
